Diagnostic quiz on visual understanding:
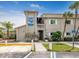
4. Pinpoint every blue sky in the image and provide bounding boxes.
[0,1,75,28]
